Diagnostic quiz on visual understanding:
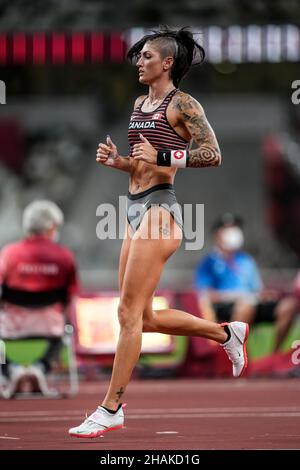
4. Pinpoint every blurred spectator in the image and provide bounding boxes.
[195,213,298,352]
[0,200,79,395]
[263,133,300,259]
[294,271,300,301]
